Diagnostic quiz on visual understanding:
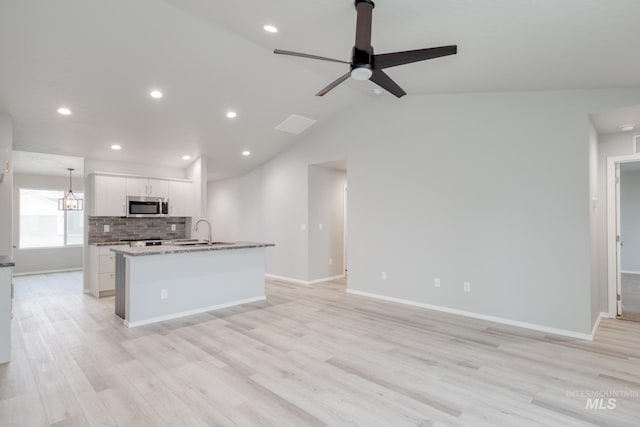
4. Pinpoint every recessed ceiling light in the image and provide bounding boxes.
[242,150,251,156]
[263,25,278,33]
[111,144,122,151]
[182,155,191,160]
[150,90,163,99]
[620,124,636,132]
[226,111,237,119]
[57,107,72,115]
